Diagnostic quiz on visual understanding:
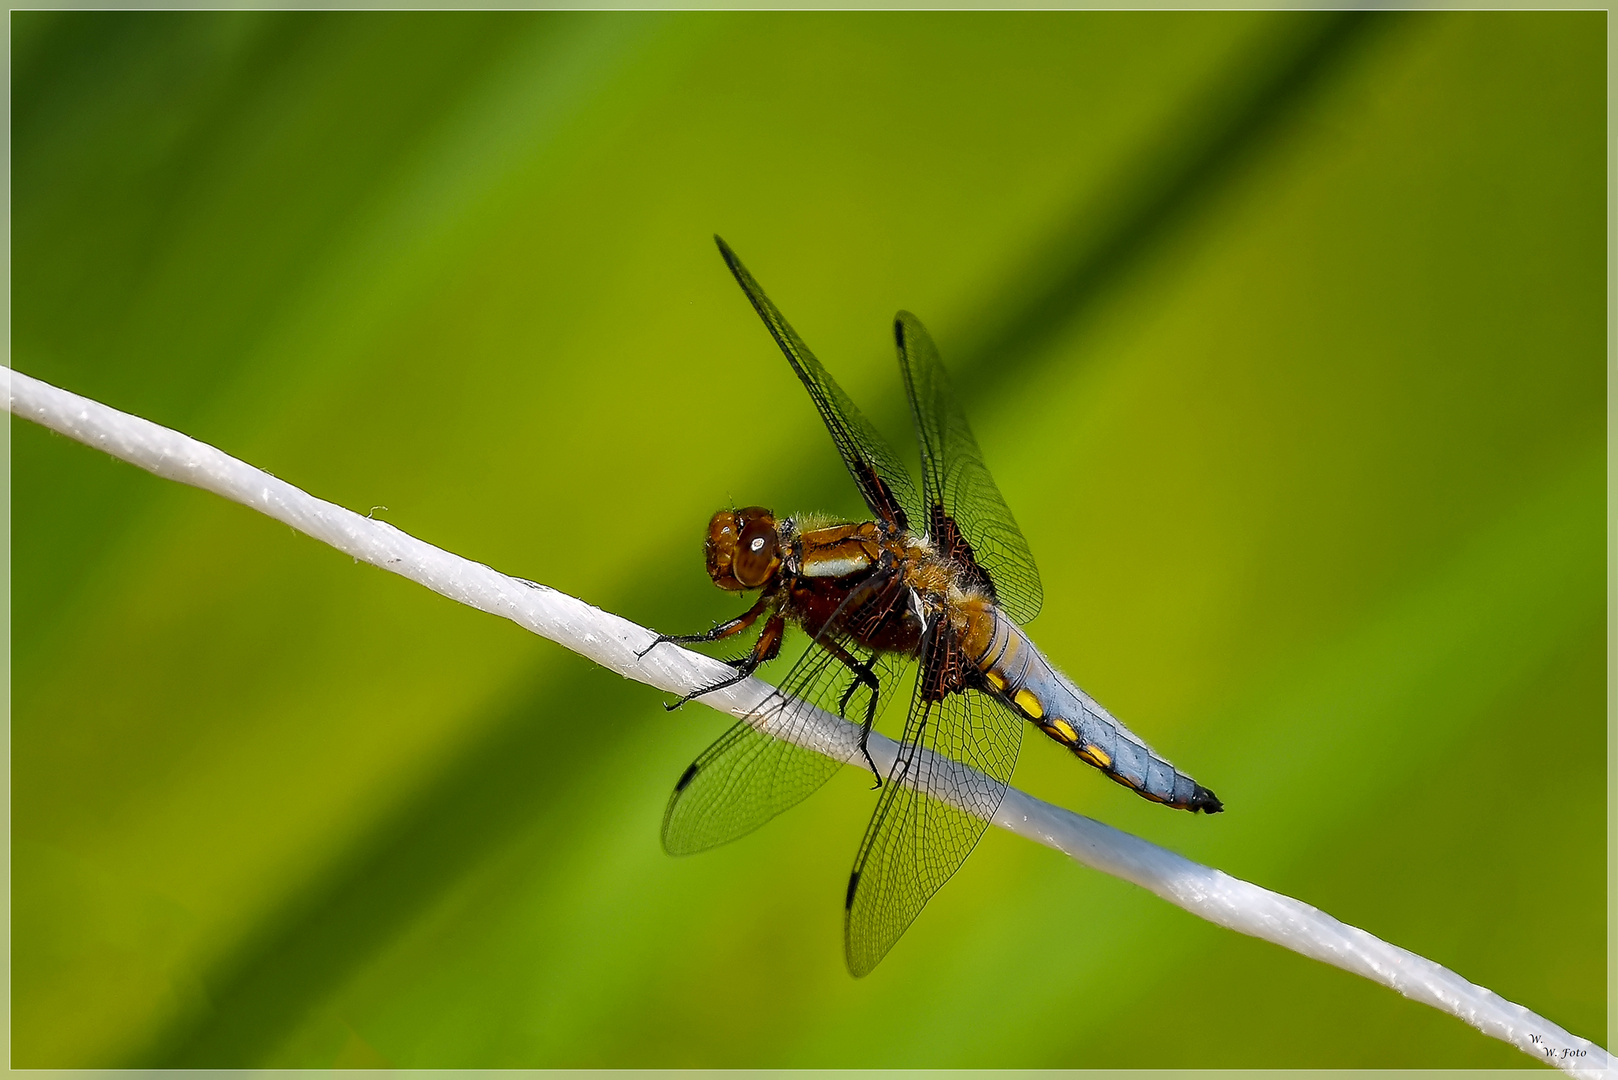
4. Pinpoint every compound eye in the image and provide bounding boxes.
[733,519,778,588]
